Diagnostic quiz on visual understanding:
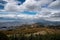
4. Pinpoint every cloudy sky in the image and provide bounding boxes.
[0,0,60,22]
